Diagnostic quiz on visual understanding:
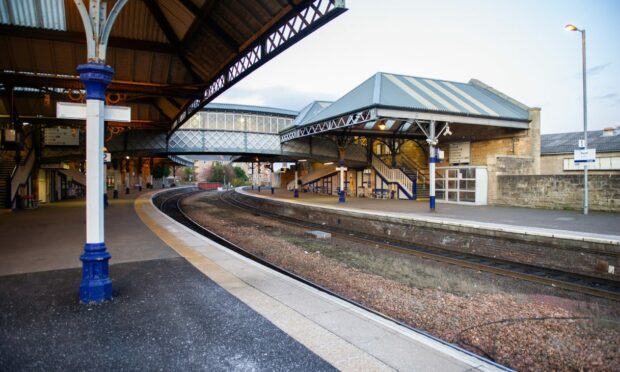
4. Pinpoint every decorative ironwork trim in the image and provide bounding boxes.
[280,108,376,142]
[168,0,347,138]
